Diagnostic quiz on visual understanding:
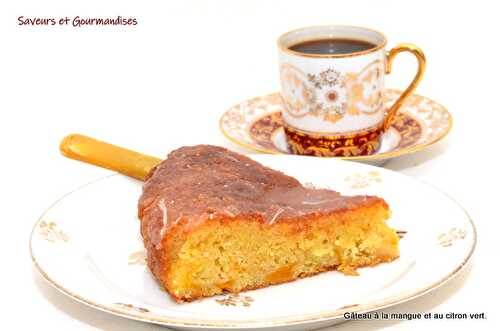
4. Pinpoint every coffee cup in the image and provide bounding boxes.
[278,25,425,156]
